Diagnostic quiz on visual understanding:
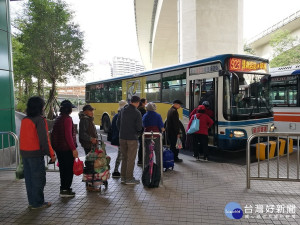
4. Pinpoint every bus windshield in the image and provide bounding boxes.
[223,73,272,120]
